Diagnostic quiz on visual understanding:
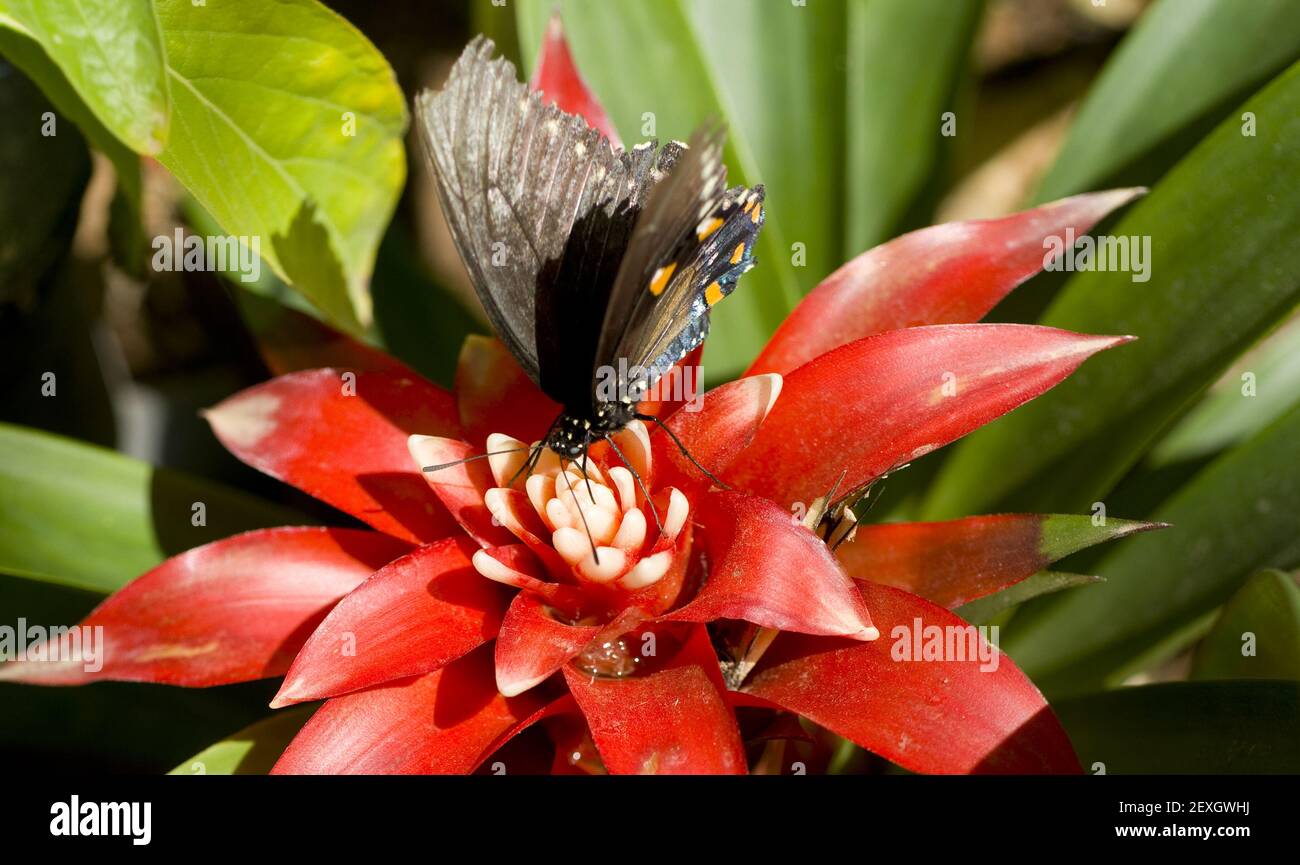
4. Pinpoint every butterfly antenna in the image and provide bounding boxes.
[635,413,731,489]
[603,433,664,536]
[422,446,532,473]
[560,458,601,565]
